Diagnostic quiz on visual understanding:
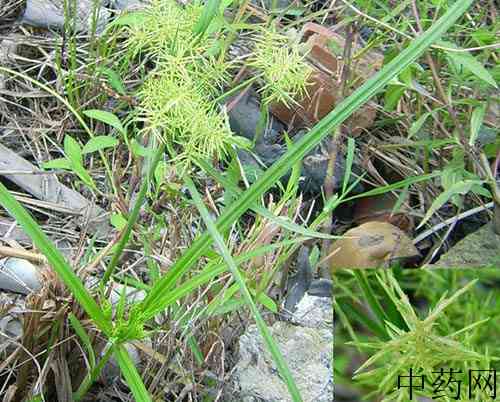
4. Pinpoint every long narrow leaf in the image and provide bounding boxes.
[102,143,165,285]
[113,344,152,402]
[0,183,112,335]
[197,158,337,239]
[74,346,114,401]
[352,271,390,333]
[184,177,303,402]
[69,313,96,369]
[142,238,304,316]
[337,298,388,340]
[193,0,221,36]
